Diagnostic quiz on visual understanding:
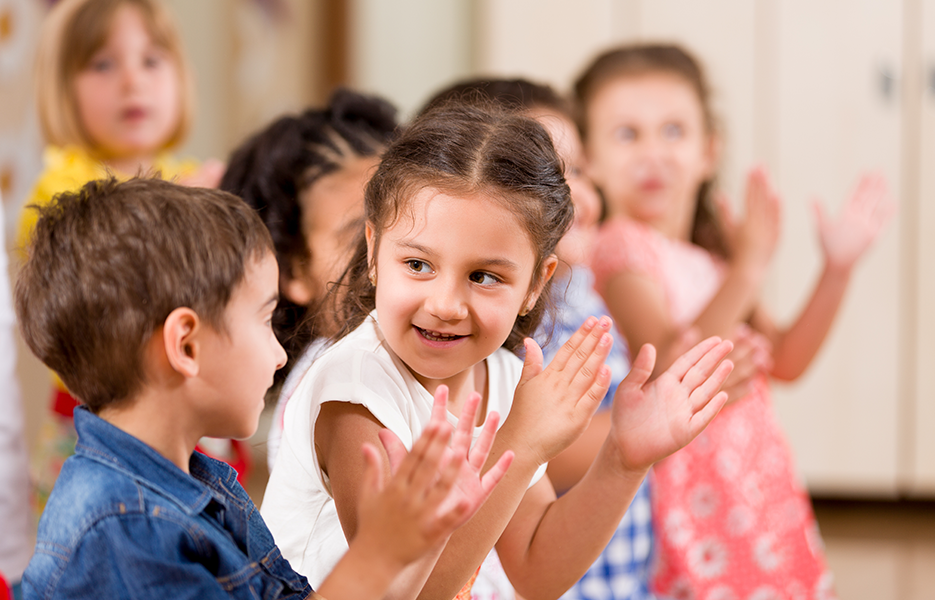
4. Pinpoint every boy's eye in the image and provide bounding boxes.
[406,259,431,273]
[469,271,499,286]
[144,52,166,69]
[662,123,684,140]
